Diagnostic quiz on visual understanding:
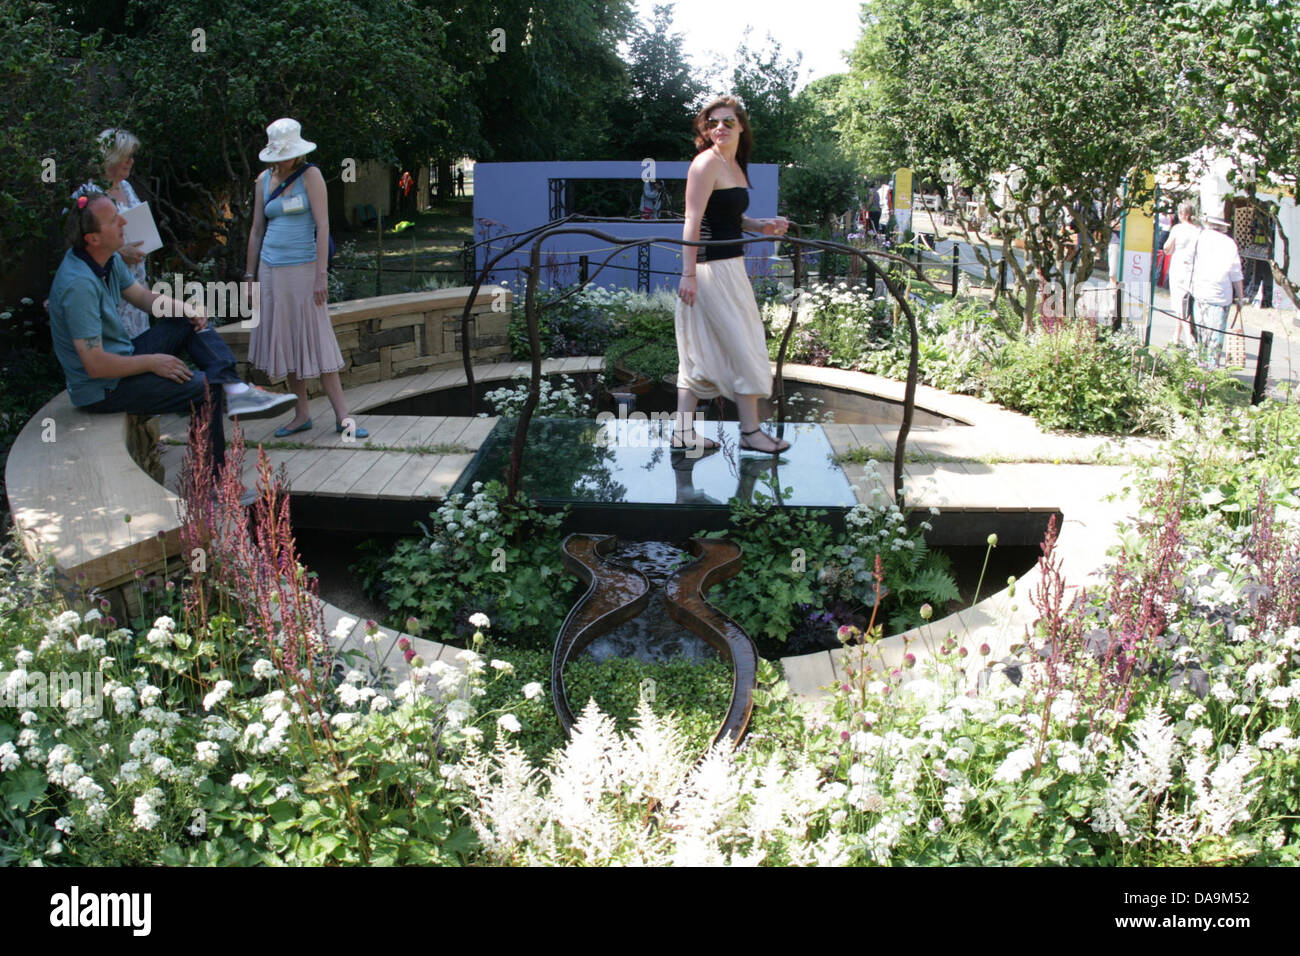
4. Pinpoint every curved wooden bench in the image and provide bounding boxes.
[5,392,181,597]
